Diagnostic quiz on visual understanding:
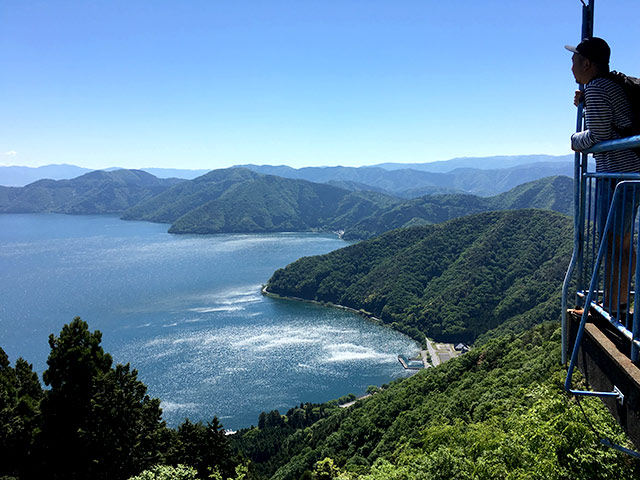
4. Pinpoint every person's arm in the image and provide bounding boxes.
[571,83,613,152]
